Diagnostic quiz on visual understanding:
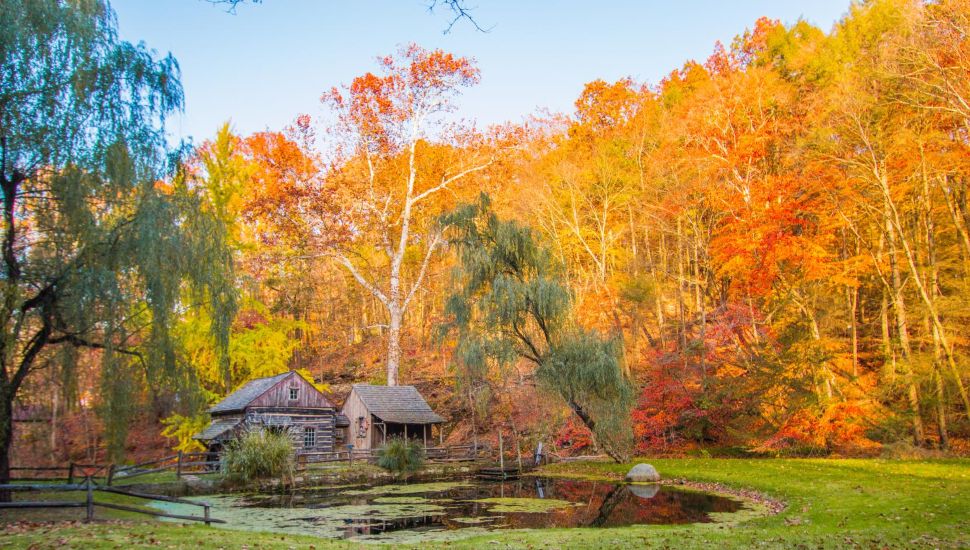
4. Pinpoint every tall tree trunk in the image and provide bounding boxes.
[675,217,686,351]
[923,164,950,450]
[932,361,949,450]
[386,305,402,387]
[885,199,925,445]
[692,228,707,389]
[882,171,970,422]
[848,285,859,378]
[878,232,897,385]
[566,399,624,463]
[654,229,667,348]
[0,383,12,495]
